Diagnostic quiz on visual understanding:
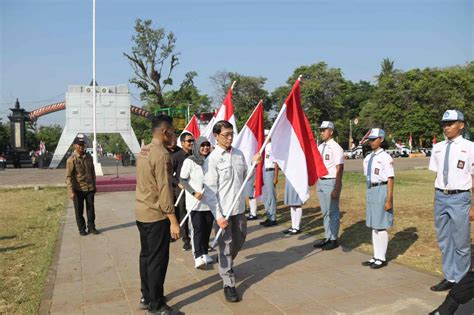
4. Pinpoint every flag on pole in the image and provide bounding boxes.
[409,132,413,150]
[433,134,437,145]
[177,115,201,147]
[359,130,372,145]
[201,82,238,144]
[39,141,46,155]
[233,100,265,197]
[270,78,328,203]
